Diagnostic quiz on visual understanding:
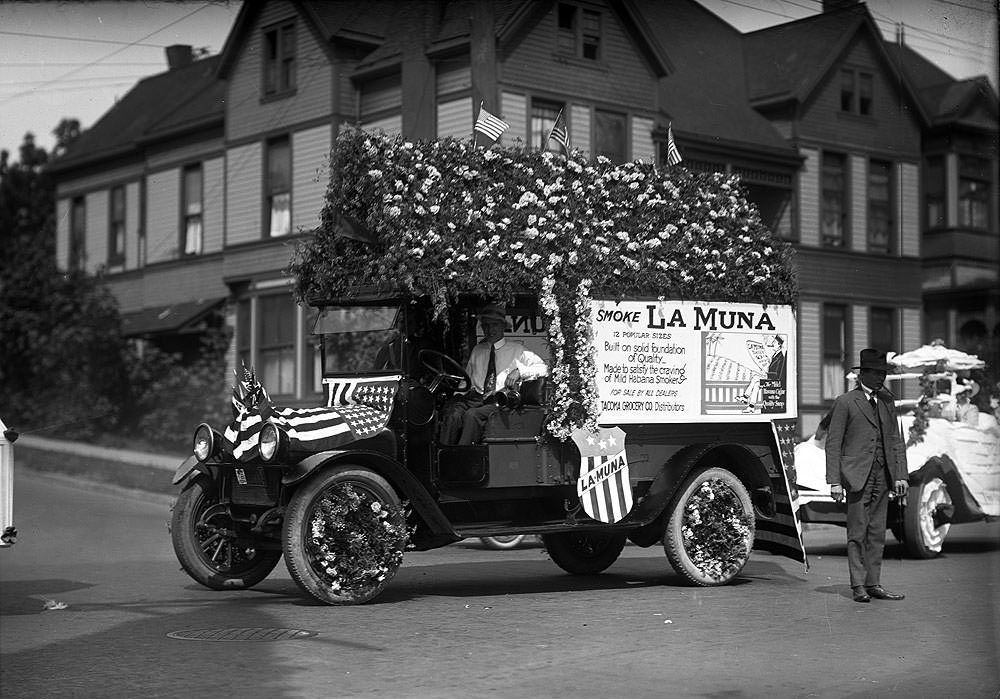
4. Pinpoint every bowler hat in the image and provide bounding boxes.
[852,348,890,372]
[477,304,506,323]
